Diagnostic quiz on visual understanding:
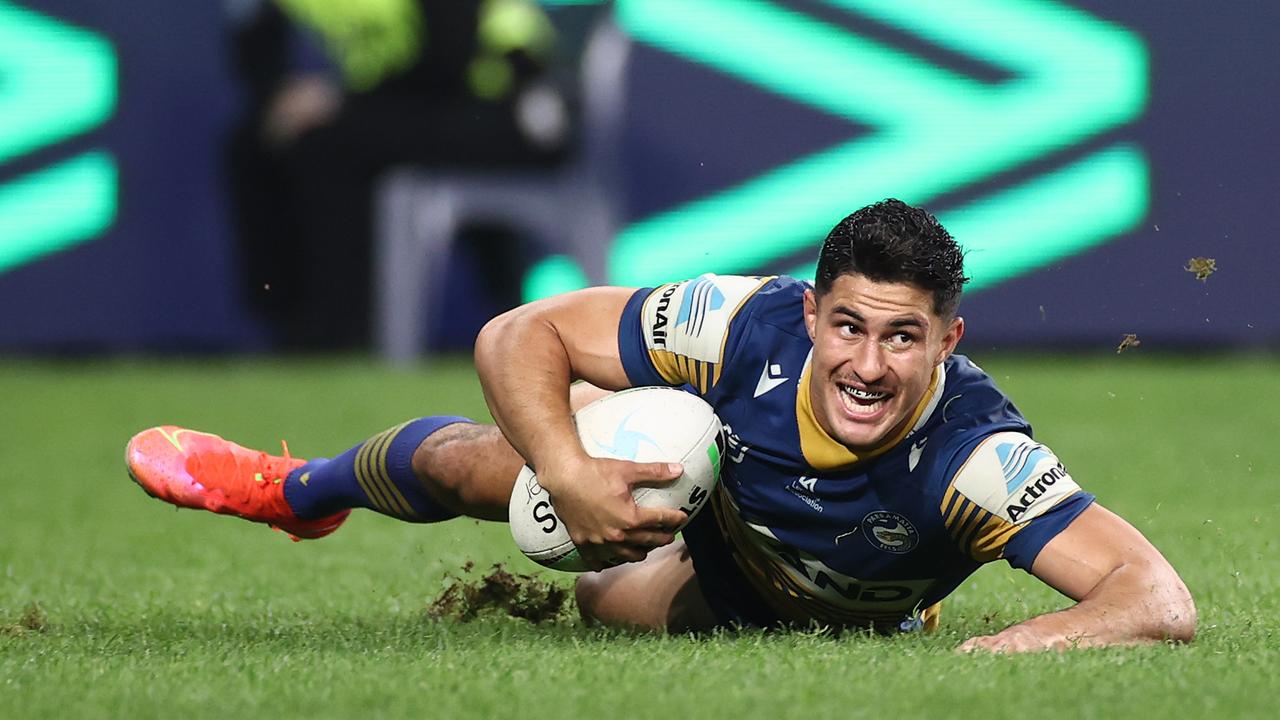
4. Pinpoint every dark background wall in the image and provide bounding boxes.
[961,0,1280,350]
[1,0,1276,352]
